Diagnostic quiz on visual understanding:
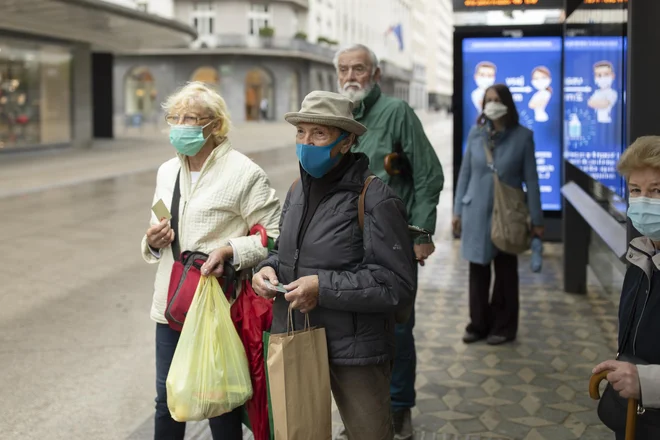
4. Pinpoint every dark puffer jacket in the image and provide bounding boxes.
[257,153,416,366]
